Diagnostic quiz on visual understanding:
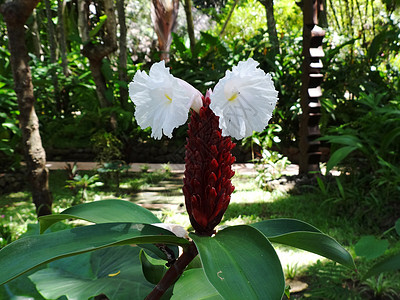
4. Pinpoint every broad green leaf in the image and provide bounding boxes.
[251,219,355,269]
[29,246,153,300]
[0,223,189,285]
[355,236,389,260]
[363,253,400,279]
[39,199,161,233]
[140,249,168,284]
[172,269,222,300]
[191,225,284,300]
[0,272,46,300]
[319,134,361,147]
[326,146,358,173]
